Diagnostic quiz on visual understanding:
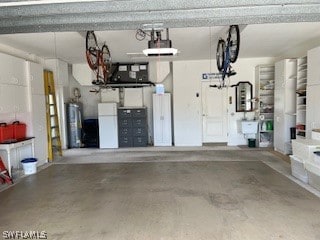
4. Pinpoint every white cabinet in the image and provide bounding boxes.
[15,85,29,113]
[0,53,26,86]
[0,85,28,113]
[153,93,172,146]
[274,59,297,154]
[306,46,320,139]
[306,84,320,138]
[28,61,44,95]
[0,85,16,113]
[27,61,48,165]
[255,65,275,147]
[307,46,320,86]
